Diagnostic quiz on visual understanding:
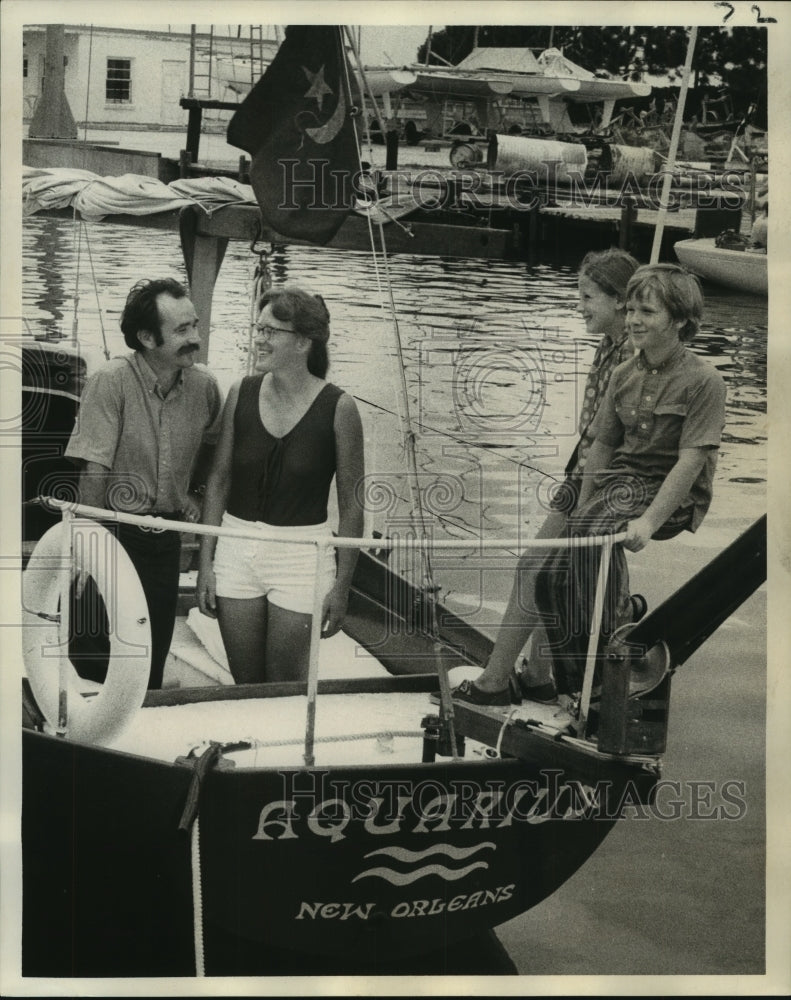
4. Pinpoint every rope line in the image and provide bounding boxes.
[190,816,206,977]
[219,729,426,753]
[495,709,518,758]
[247,245,272,373]
[39,496,628,549]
